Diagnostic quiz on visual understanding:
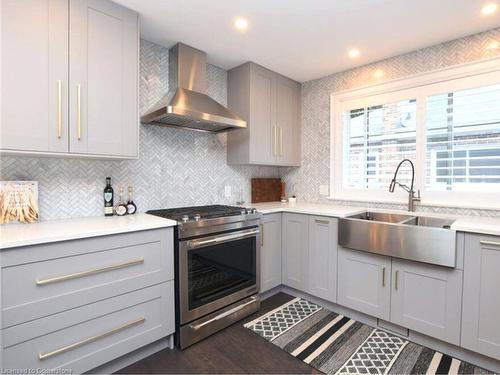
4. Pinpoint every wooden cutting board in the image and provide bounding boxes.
[251,178,282,203]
